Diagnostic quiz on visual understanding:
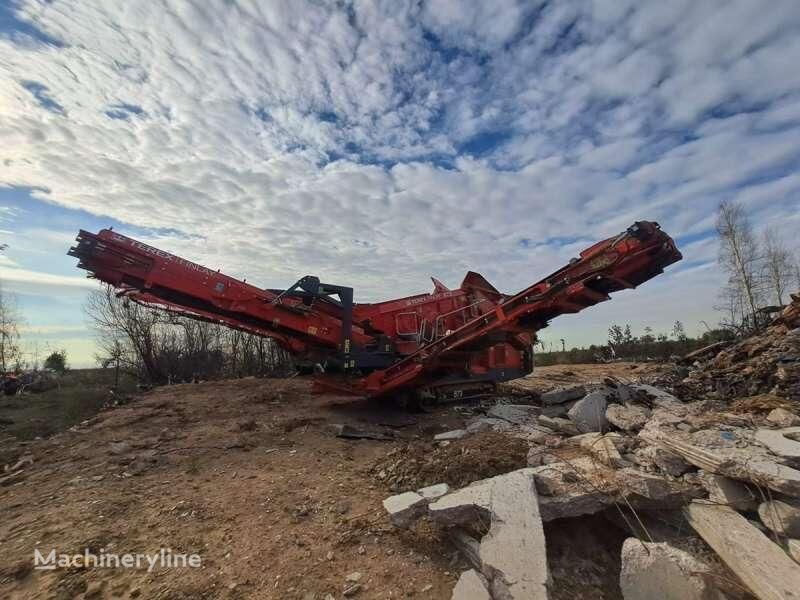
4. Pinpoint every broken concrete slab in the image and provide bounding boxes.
[529,457,699,521]
[629,384,681,407]
[451,569,491,600]
[567,391,609,433]
[654,436,800,497]
[383,491,427,528]
[619,538,723,600]
[766,408,800,428]
[487,404,539,425]
[700,472,758,511]
[633,445,692,477]
[577,433,625,468]
[537,415,580,436]
[466,417,511,434]
[417,483,450,501]
[435,429,468,441]
[685,501,800,600]
[540,385,586,406]
[755,426,800,459]
[429,468,550,599]
[758,499,800,537]
[606,404,651,432]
